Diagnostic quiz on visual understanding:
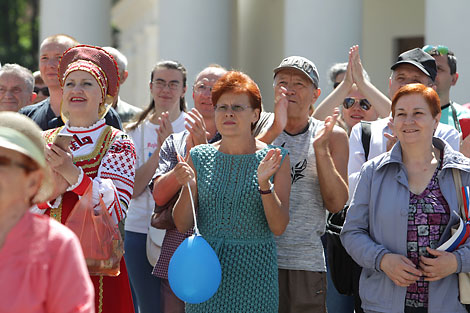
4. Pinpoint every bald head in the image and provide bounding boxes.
[193,65,227,117]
